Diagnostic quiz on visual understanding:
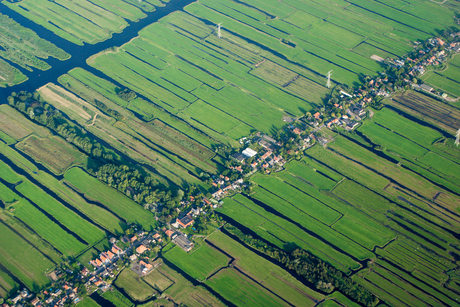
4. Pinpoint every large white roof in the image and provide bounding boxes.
[242,148,257,158]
